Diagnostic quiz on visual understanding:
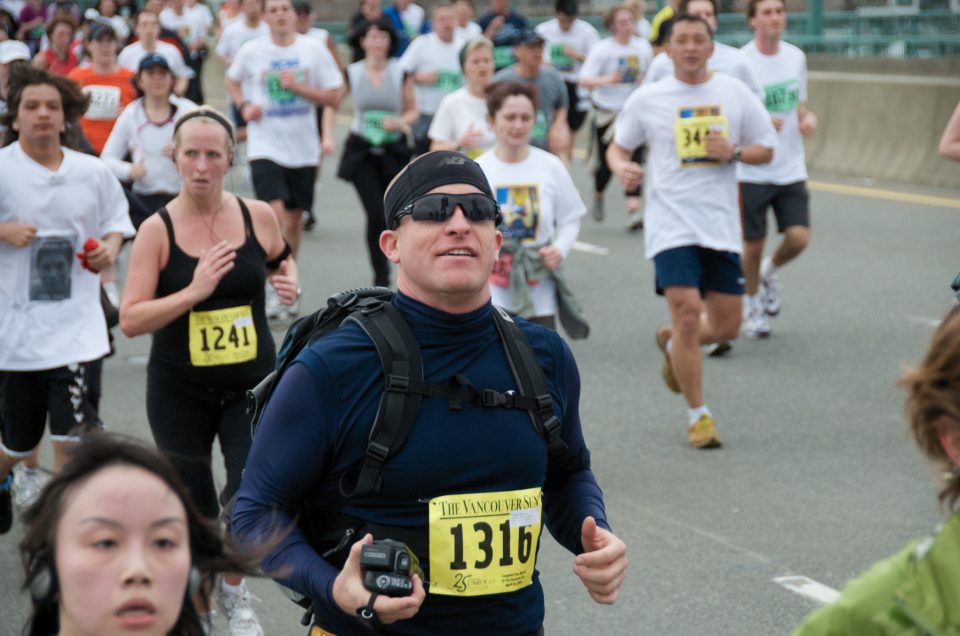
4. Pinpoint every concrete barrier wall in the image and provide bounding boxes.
[805,71,960,189]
